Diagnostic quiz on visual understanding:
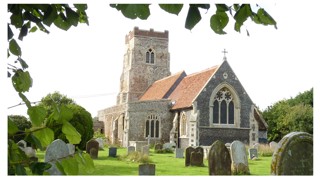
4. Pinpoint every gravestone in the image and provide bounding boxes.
[139,163,156,175]
[269,141,278,151]
[185,146,195,166]
[66,143,75,155]
[141,145,149,156]
[86,139,99,159]
[163,142,176,150]
[109,147,117,157]
[190,151,204,166]
[208,140,231,175]
[23,147,36,158]
[271,132,313,175]
[253,143,260,150]
[129,141,147,152]
[248,148,258,159]
[96,137,105,150]
[230,140,250,175]
[127,146,135,155]
[44,139,69,175]
[154,143,163,151]
[175,148,184,158]
[17,140,27,149]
